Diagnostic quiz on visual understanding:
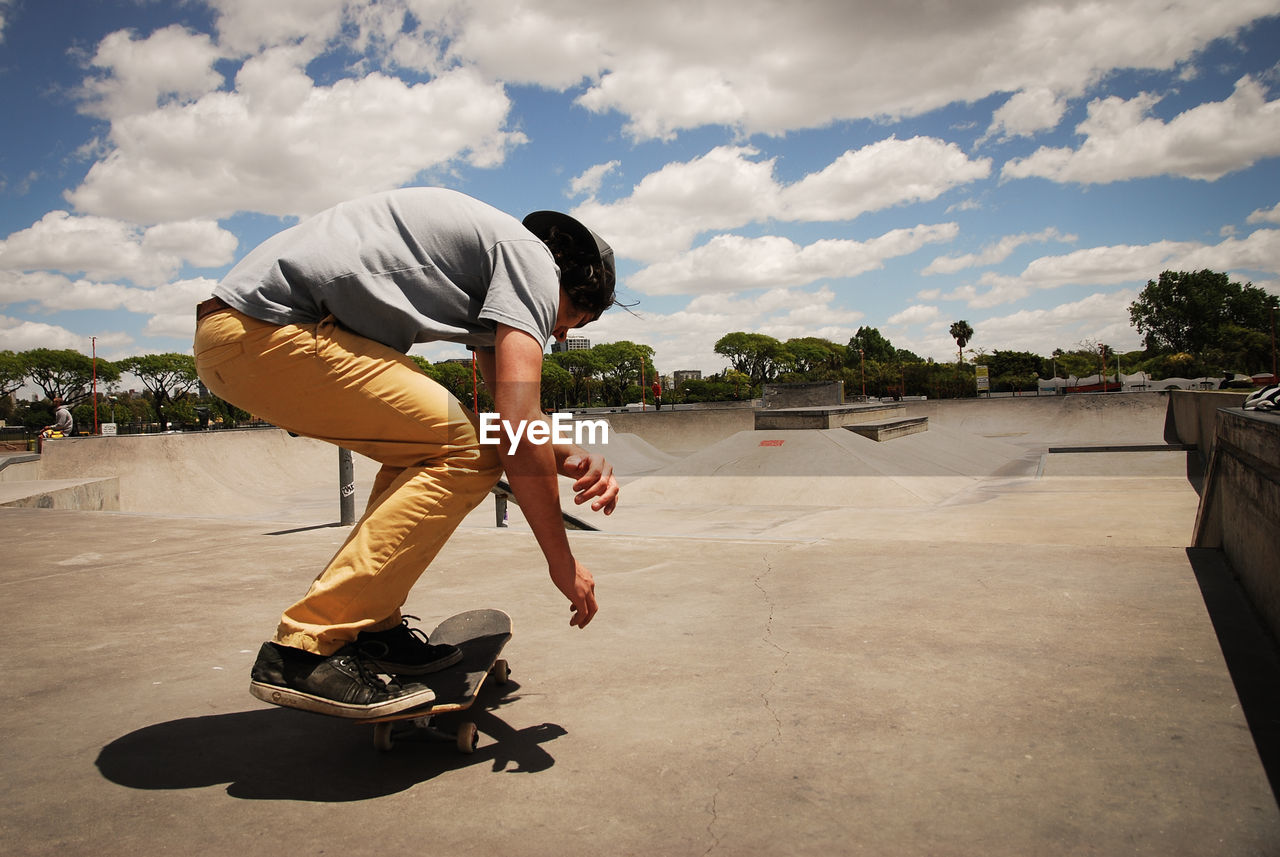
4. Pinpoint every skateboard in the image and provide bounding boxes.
[363,608,512,753]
